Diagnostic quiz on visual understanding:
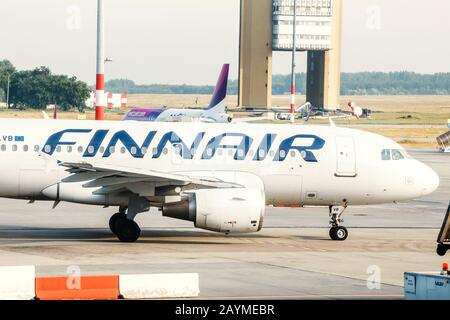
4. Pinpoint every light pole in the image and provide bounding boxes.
[6,73,12,108]
[290,0,297,123]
